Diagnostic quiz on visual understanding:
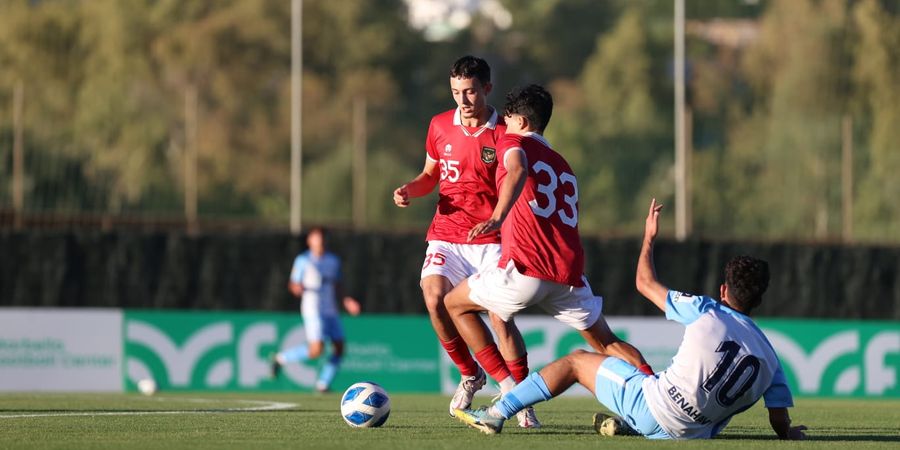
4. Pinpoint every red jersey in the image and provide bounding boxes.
[424,107,506,245]
[496,132,585,287]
